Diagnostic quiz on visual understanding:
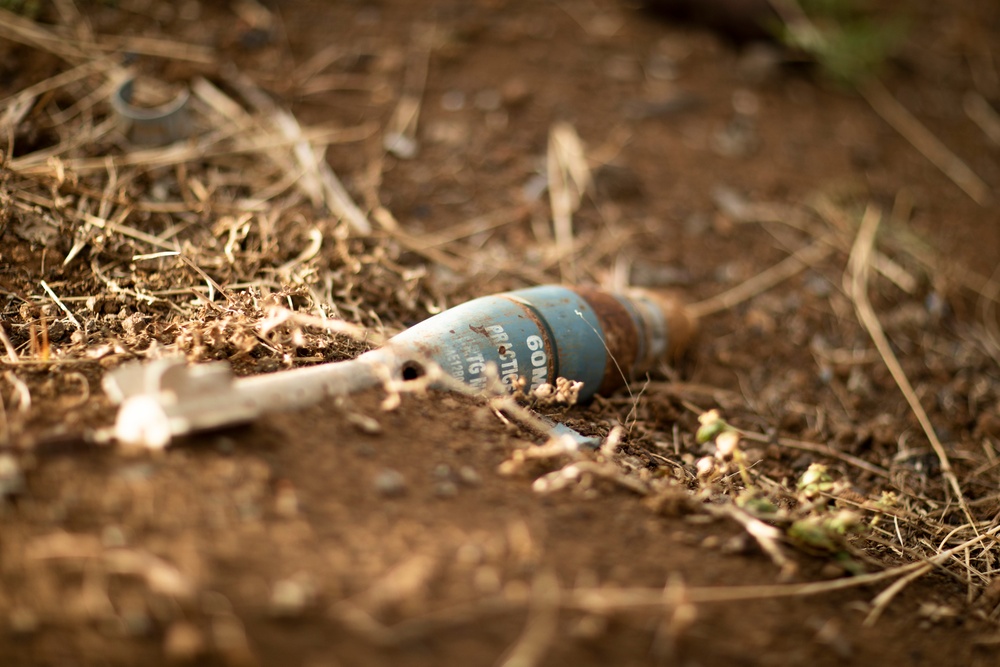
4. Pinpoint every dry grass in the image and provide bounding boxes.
[1,5,998,660]
[0,7,448,443]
